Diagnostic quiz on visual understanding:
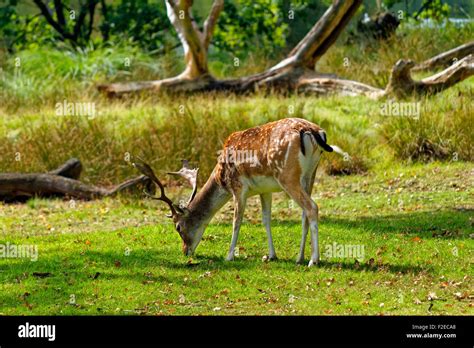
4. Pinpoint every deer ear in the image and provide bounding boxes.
[166,204,187,219]
[167,160,199,205]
